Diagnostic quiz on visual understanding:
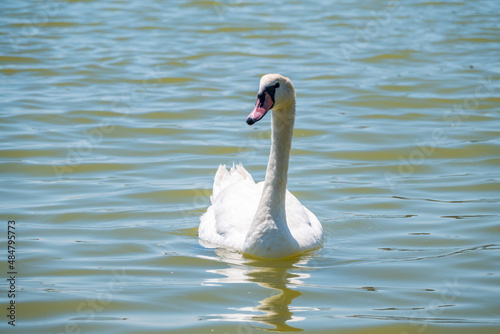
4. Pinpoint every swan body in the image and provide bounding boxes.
[199,74,323,259]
